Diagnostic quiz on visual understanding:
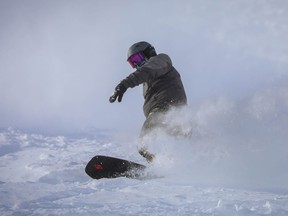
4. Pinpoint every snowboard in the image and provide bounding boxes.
[85,155,146,179]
